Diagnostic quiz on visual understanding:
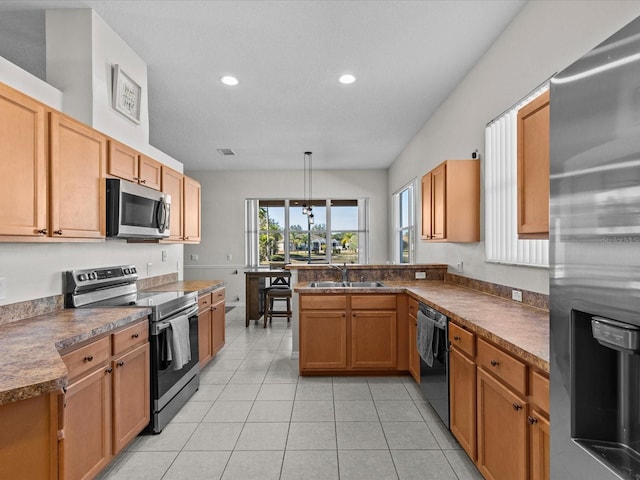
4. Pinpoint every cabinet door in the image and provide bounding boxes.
[517,90,549,238]
[0,392,58,480]
[50,114,106,238]
[529,409,550,480]
[300,311,347,369]
[477,367,528,480]
[107,139,138,182]
[161,167,184,241]
[0,84,48,237]
[431,163,446,240]
[449,347,476,460]
[183,175,201,243]
[351,311,397,368]
[112,343,150,454]
[408,314,420,383]
[138,154,162,191]
[211,299,226,356]
[63,366,112,480]
[198,308,213,368]
[421,171,432,239]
